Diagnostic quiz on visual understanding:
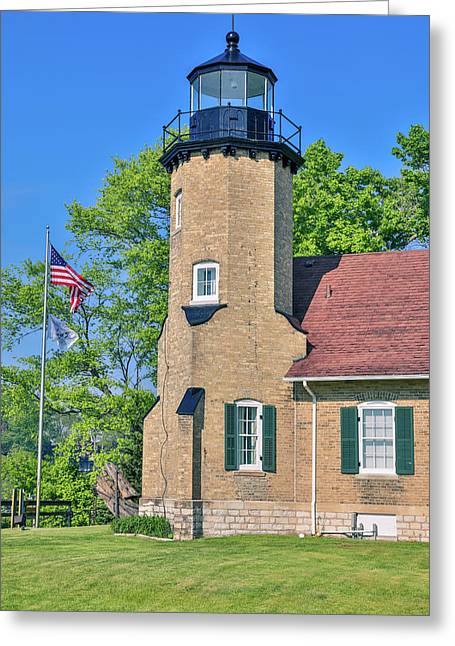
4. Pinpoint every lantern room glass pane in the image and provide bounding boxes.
[247,72,266,110]
[191,77,200,113]
[267,80,274,113]
[221,70,246,106]
[200,71,221,109]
